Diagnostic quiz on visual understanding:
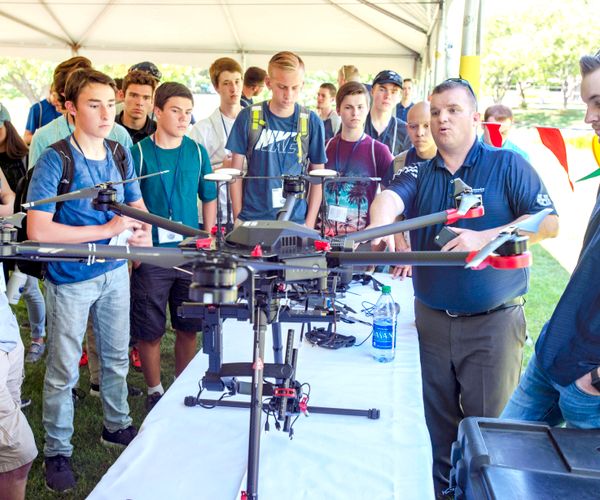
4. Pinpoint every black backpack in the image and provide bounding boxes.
[15,138,129,279]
